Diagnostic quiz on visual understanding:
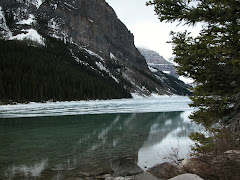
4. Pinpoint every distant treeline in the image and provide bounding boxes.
[0,38,131,103]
